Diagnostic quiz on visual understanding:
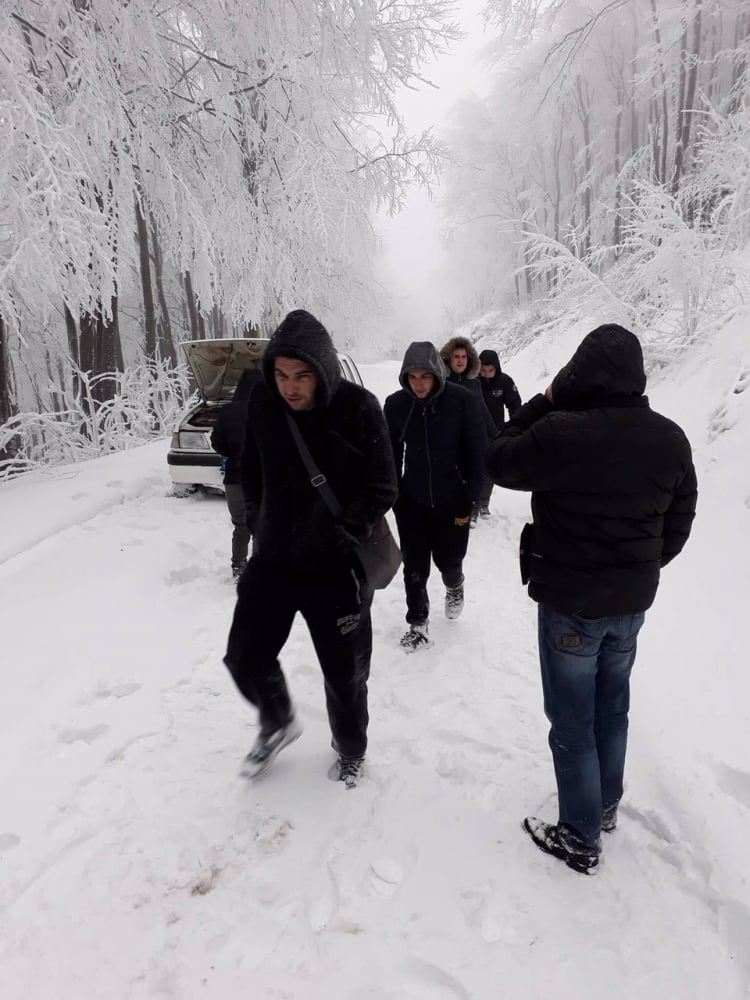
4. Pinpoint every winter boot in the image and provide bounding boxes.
[601,802,619,833]
[470,504,479,528]
[479,505,491,519]
[399,623,431,652]
[522,817,600,875]
[445,583,465,620]
[240,715,303,779]
[231,559,247,581]
[328,754,366,789]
